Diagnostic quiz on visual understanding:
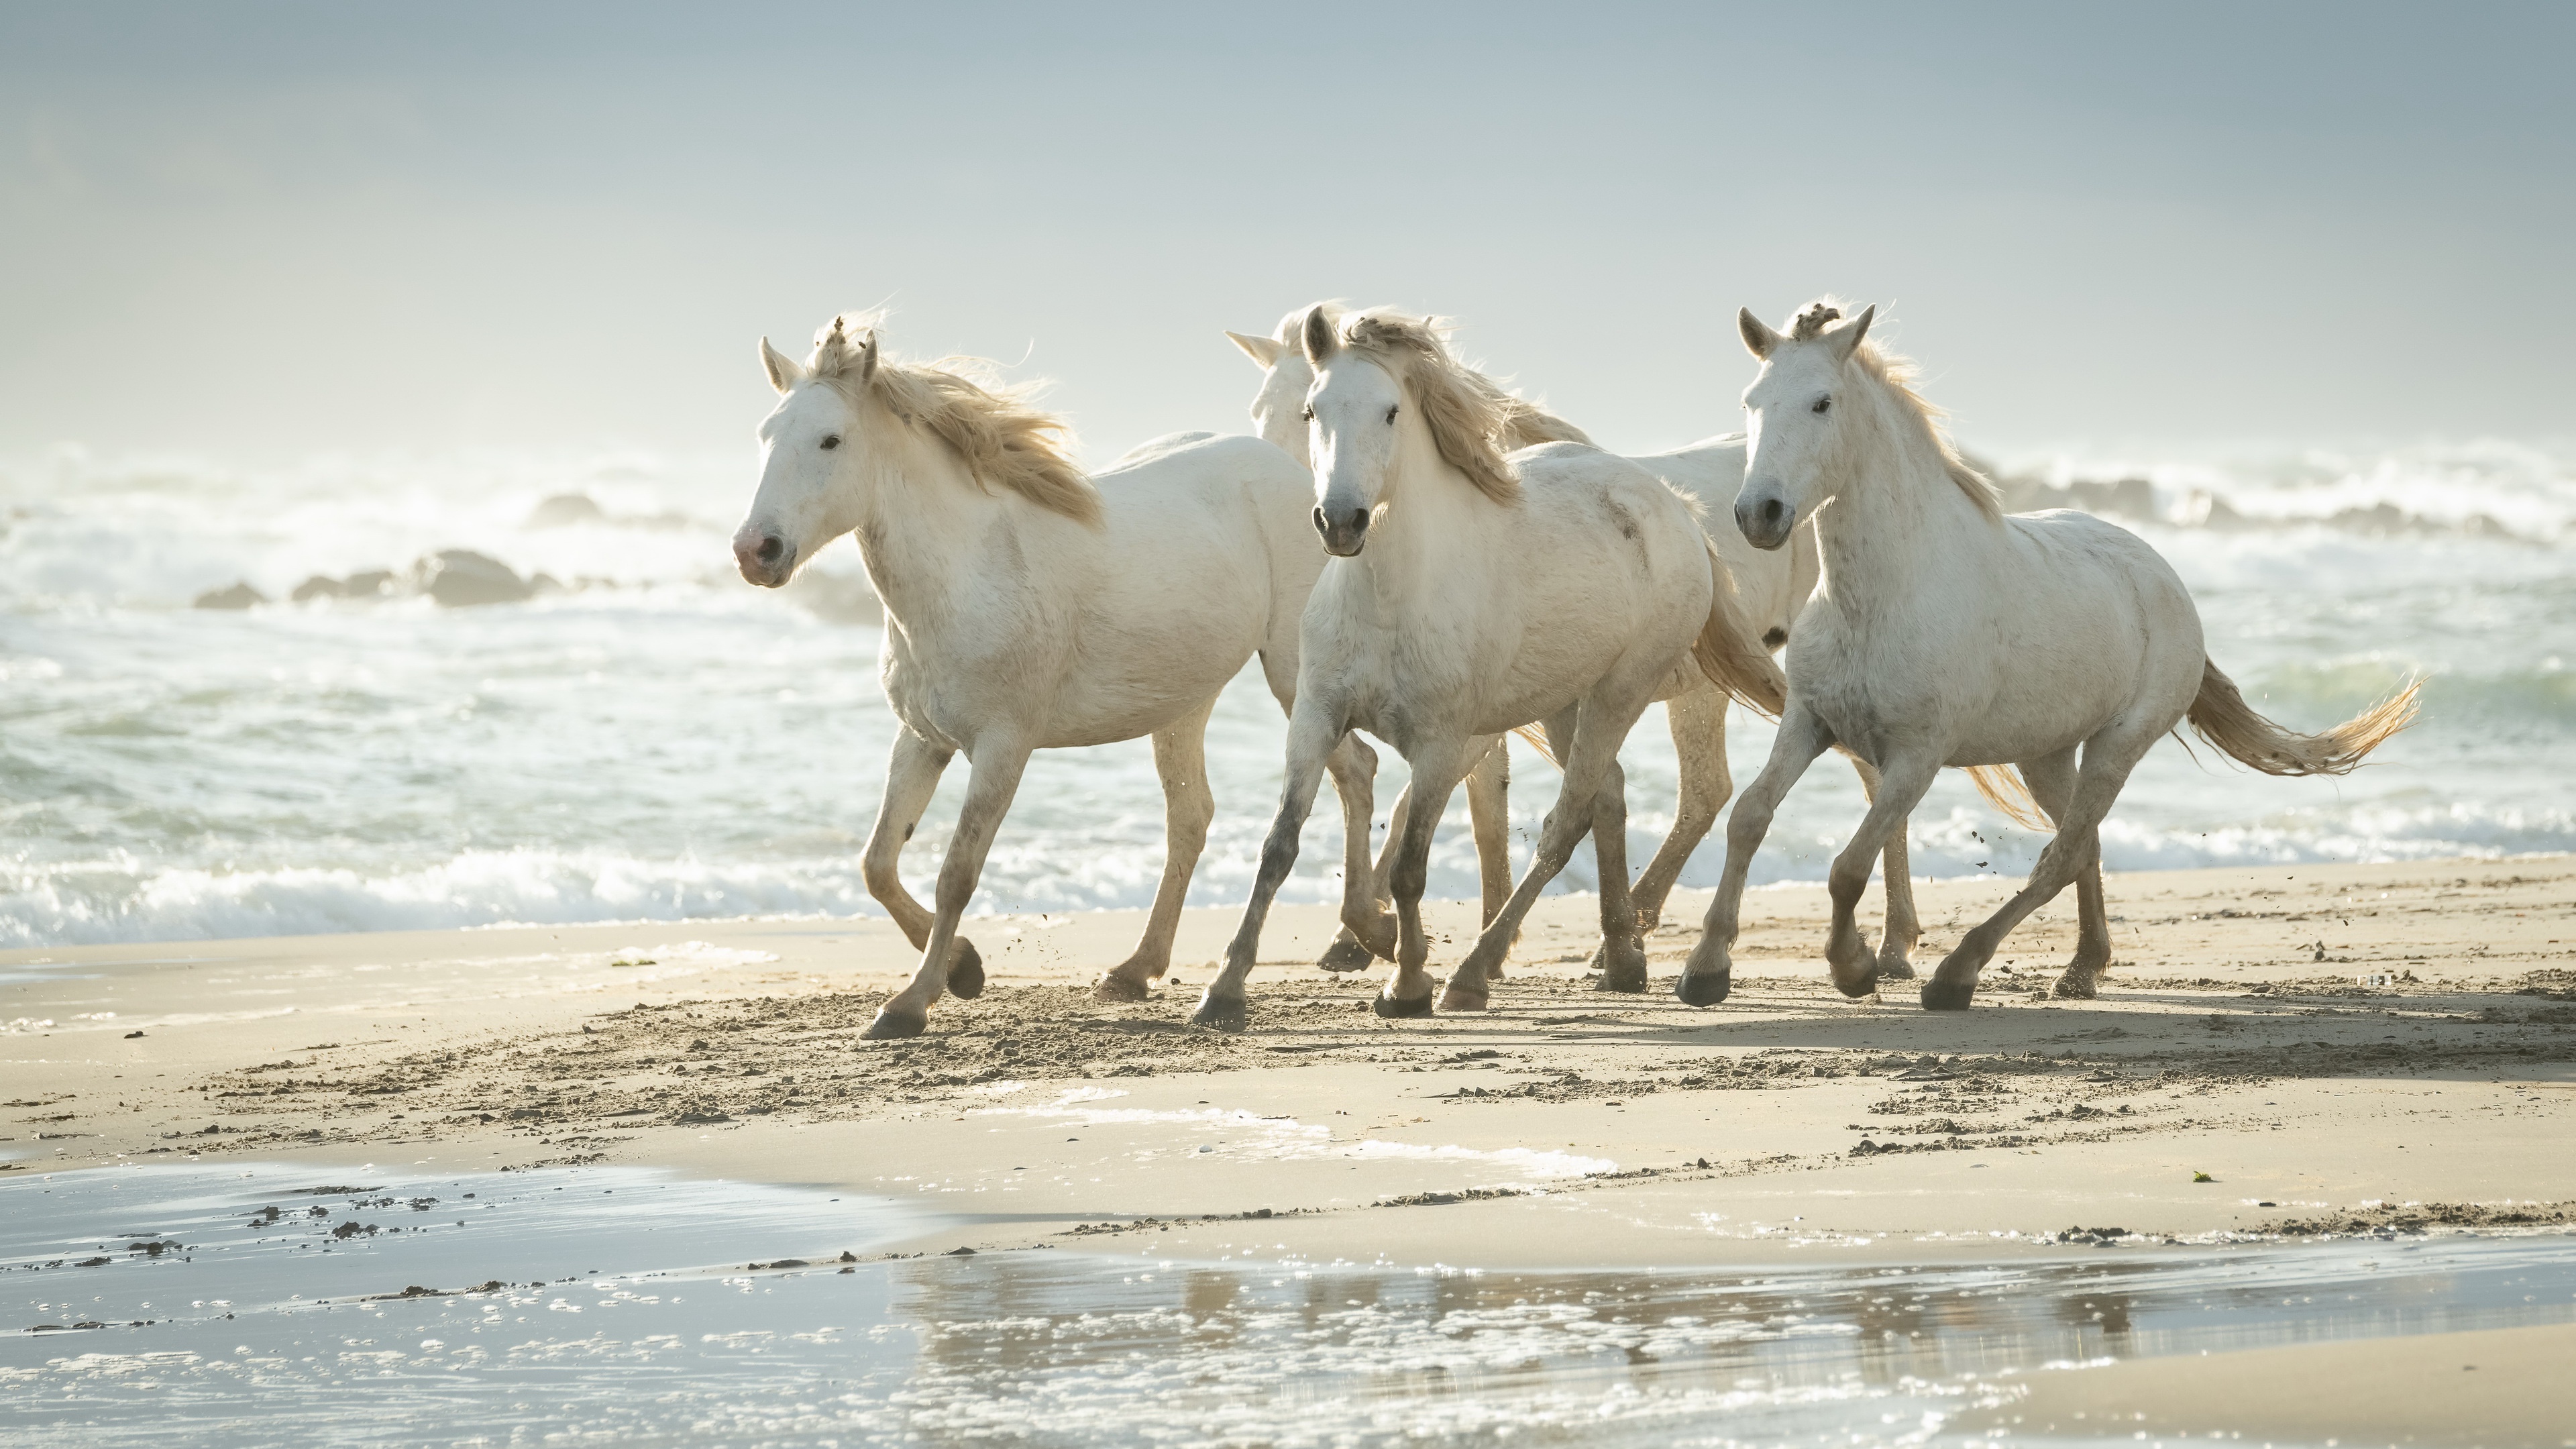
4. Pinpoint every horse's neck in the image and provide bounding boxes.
[850,431,1030,638]
[1358,417,1501,620]
[1811,382,1990,616]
